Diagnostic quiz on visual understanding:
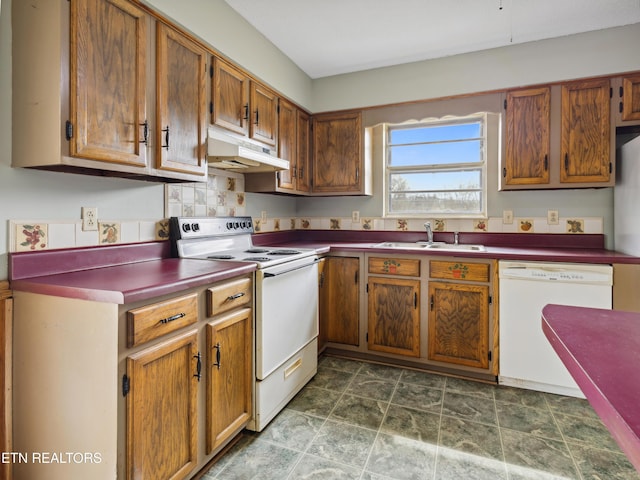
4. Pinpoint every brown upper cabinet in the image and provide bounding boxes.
[504,87,551,186]
[155,23,209,177]
[501,79,614,190]
[69,0,148,168]
[312,111,372,195]
[211,57,250,136]
[612,74,640,126]
[560,79,611,184]
[210,58,279,148]
[13,0,208,182]
[243,100,311,194]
